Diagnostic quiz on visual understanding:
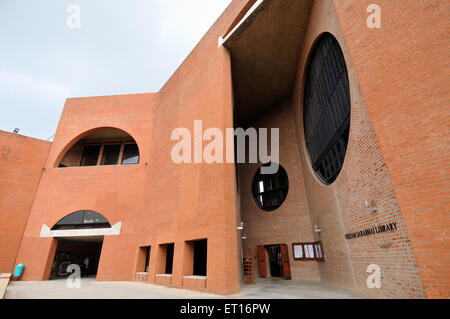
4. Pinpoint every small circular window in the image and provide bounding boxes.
[252,163,289,212]
[303,33,351,185]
